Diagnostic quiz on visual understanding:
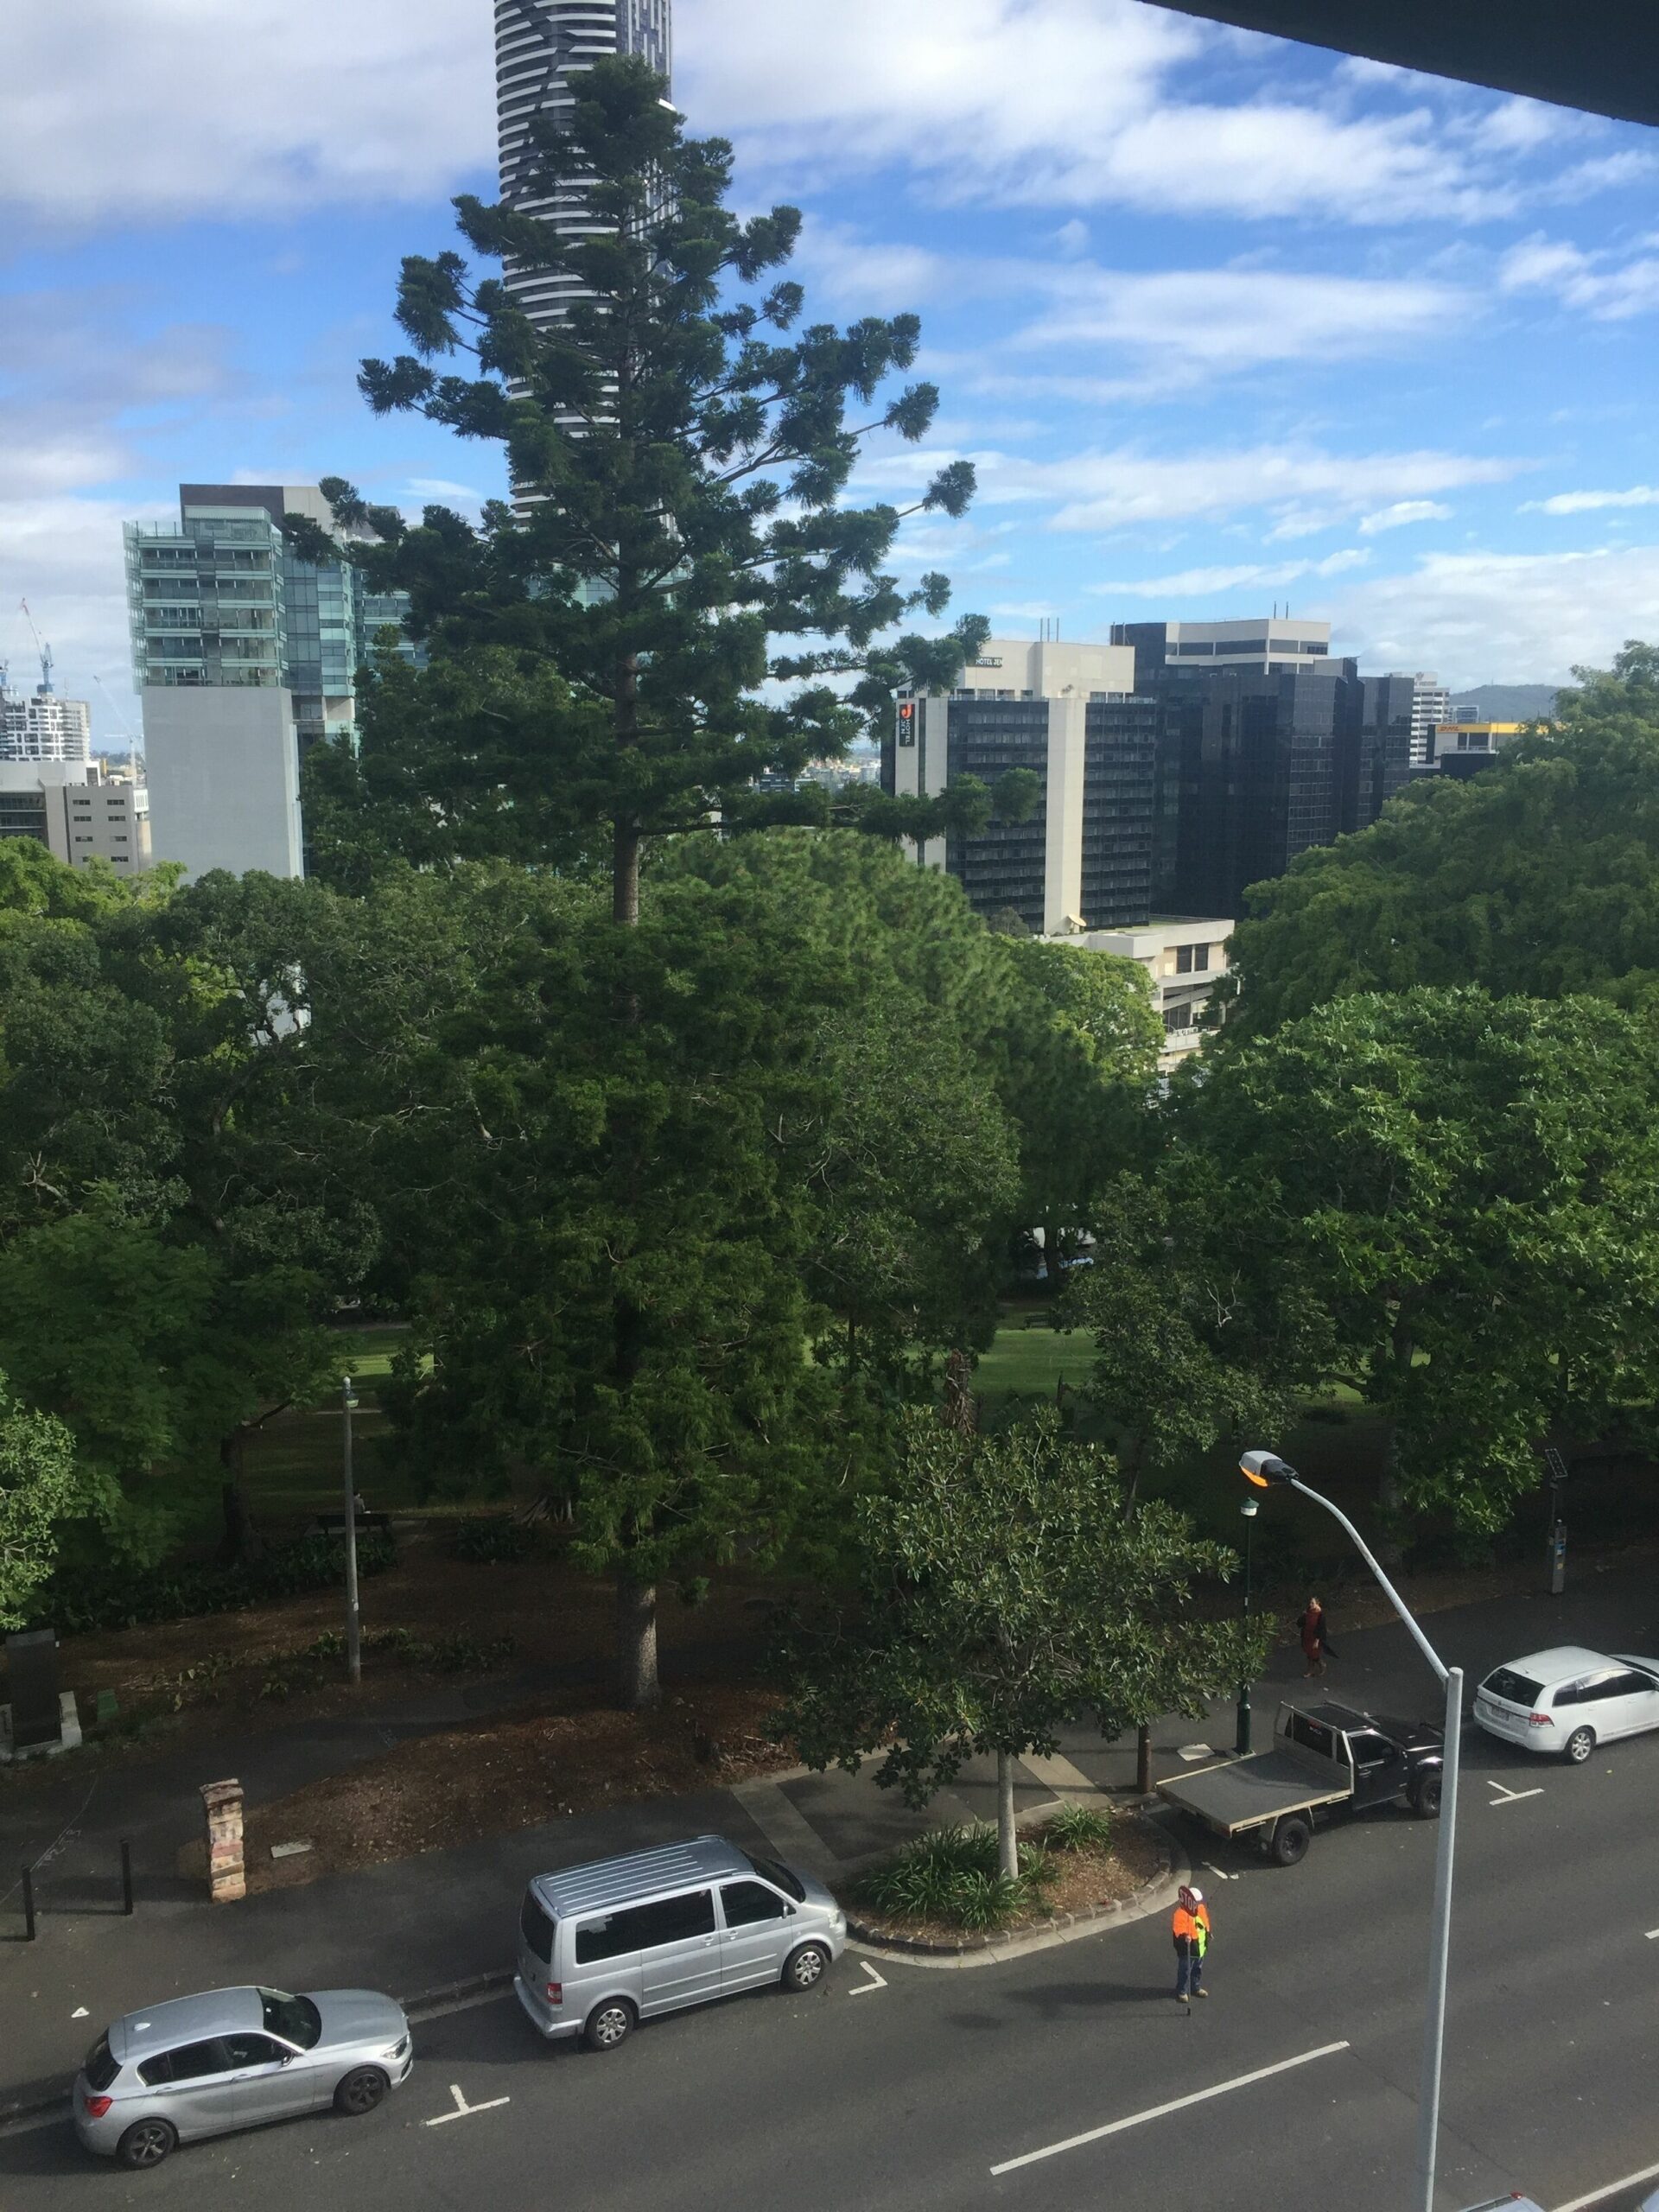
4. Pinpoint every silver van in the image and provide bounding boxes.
[513,1834,847,2050]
